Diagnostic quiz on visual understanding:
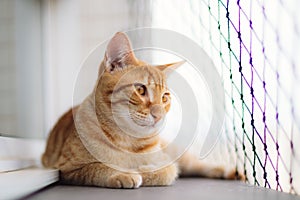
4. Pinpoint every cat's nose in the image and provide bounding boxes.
[150,105,164,123]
